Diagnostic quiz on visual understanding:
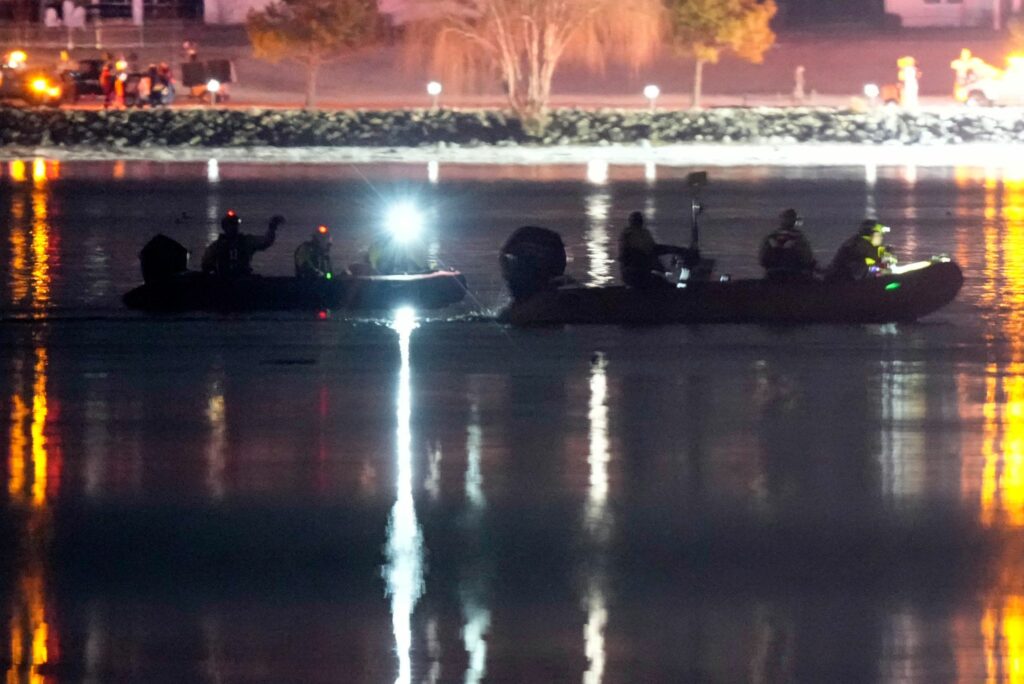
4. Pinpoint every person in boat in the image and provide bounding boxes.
[201,210,284,277]
[759,208,816,280]
[362,234,431,275]
[295,224,335,280]
[617,211,695,289]
[826,219,897,282]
